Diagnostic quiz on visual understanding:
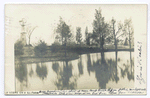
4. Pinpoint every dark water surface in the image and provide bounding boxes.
[15,51,134,91]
